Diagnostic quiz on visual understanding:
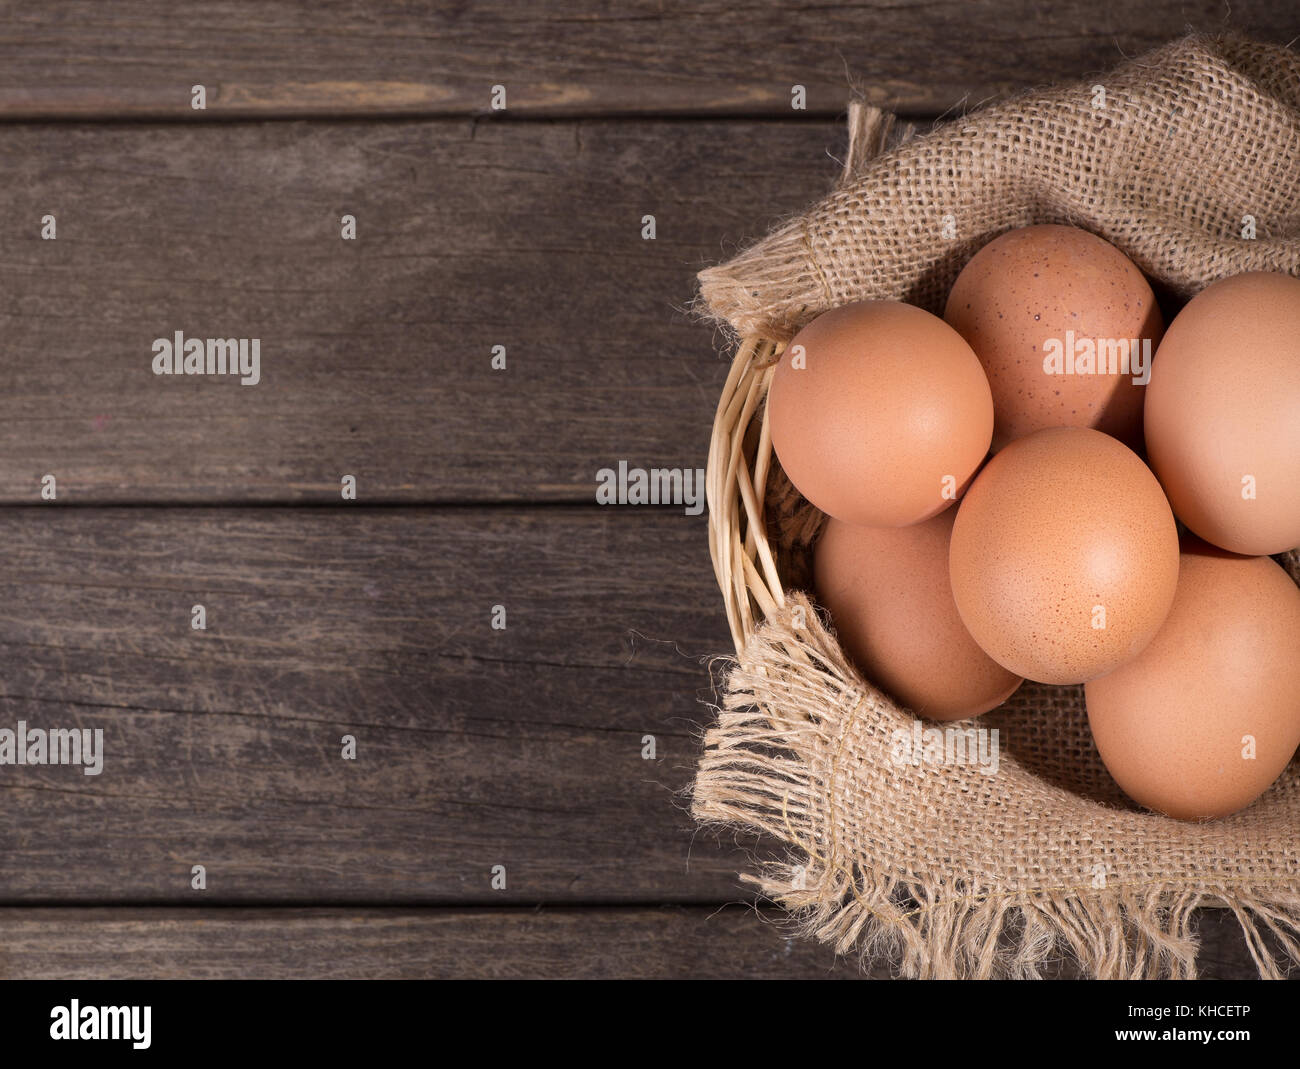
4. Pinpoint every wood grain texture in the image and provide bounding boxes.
[0,117,845,503]
[0,506,766,902]
[0,907,866,979]
[0,906,1277,979]
[0,2,1291,118]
